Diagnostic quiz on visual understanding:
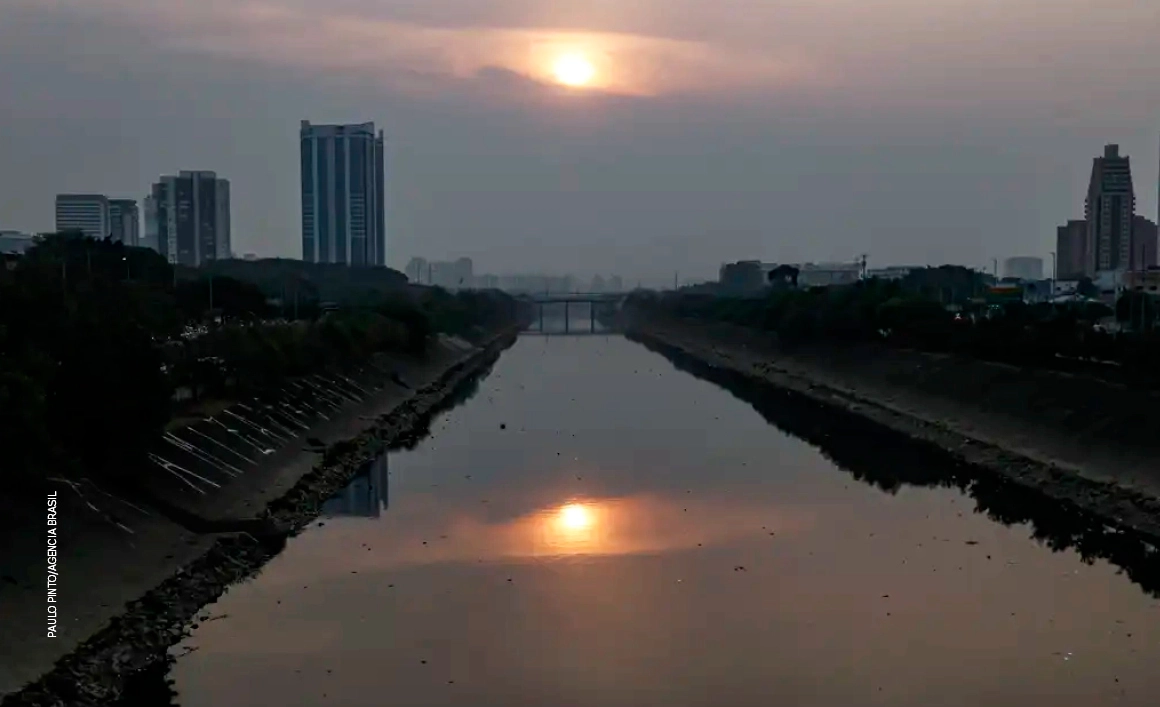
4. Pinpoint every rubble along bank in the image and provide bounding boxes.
[0,327,519,707]
[624,318,1160,544]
